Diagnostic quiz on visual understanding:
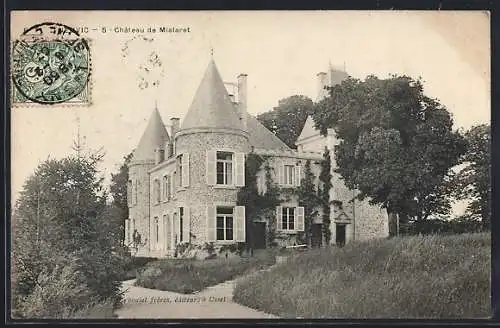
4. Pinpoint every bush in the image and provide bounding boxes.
[233,233,490,318]
[136,249,276,293]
